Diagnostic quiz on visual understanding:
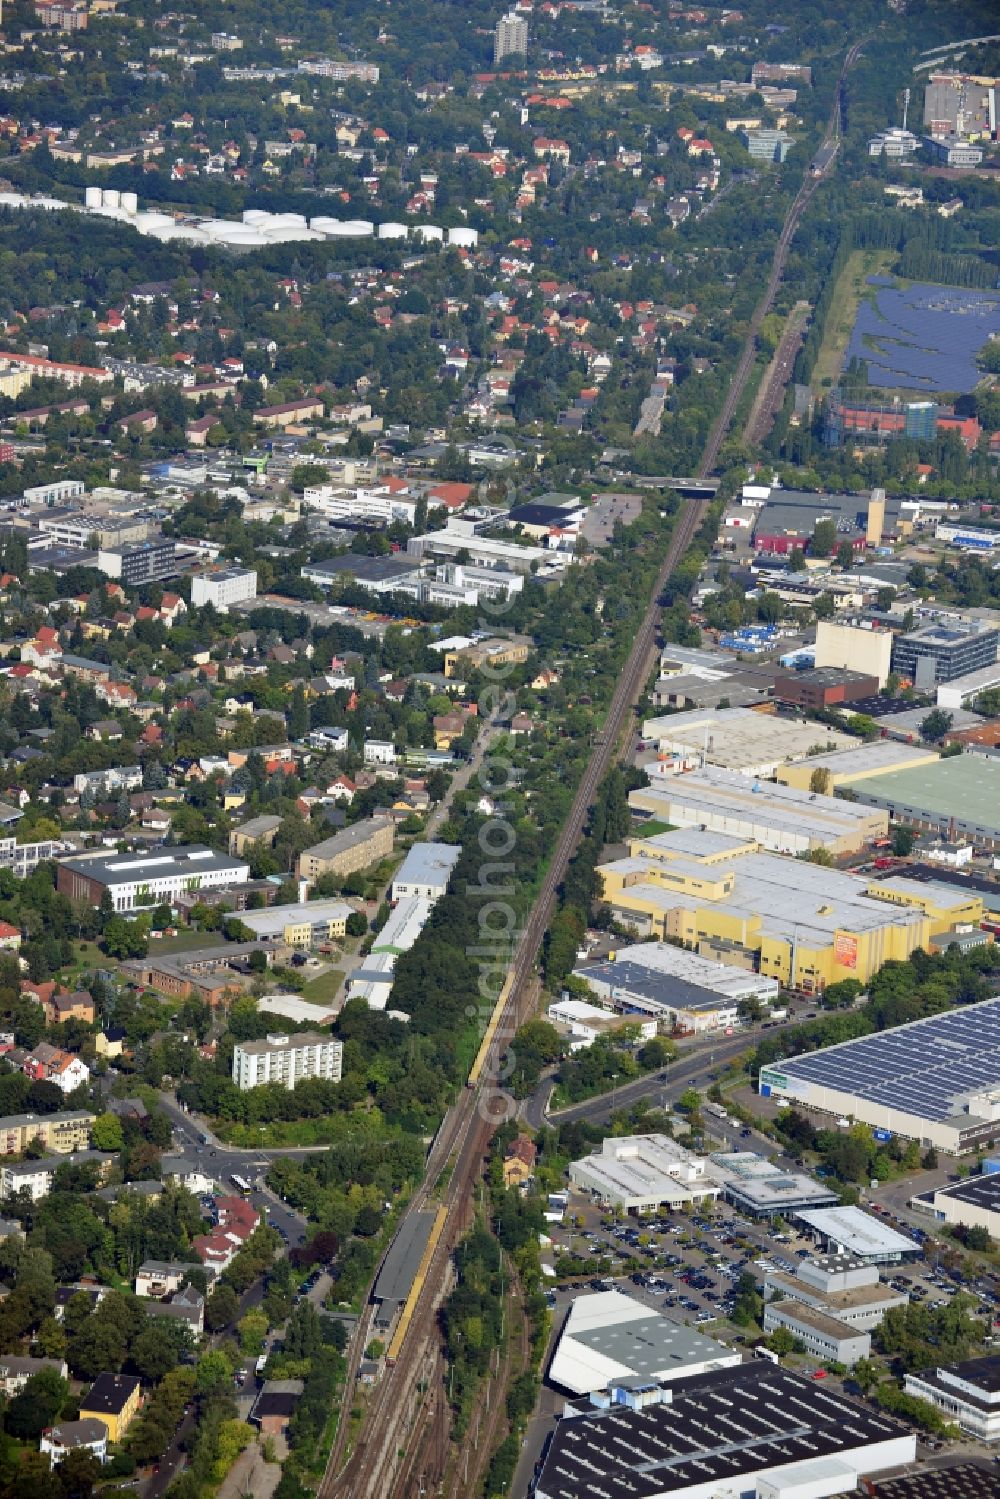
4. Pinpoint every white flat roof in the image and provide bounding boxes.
[549,1290,738,1395]
[570,1133,717,1208]
[633,766,881,840]
[371,895,431,953]
[602,942,779,1000]
[796,1206,919,1256]
[257,994,337,1025]
[641,707,854,768]
[240,898,353,938]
